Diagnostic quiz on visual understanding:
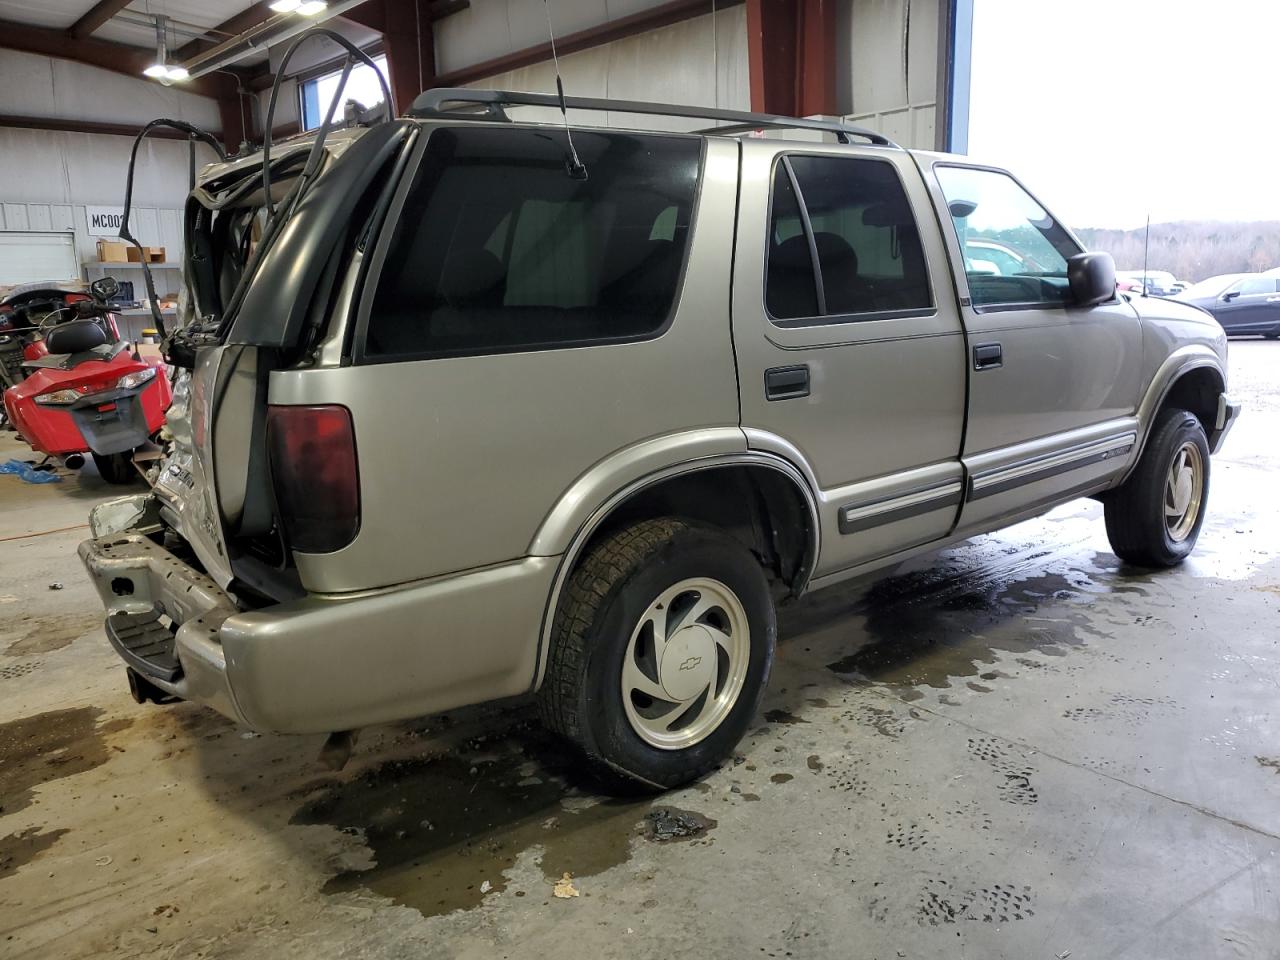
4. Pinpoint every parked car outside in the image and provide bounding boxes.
[1116,270,1185,297]
[79,90,1240,790]
[1175,273,1280,338]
